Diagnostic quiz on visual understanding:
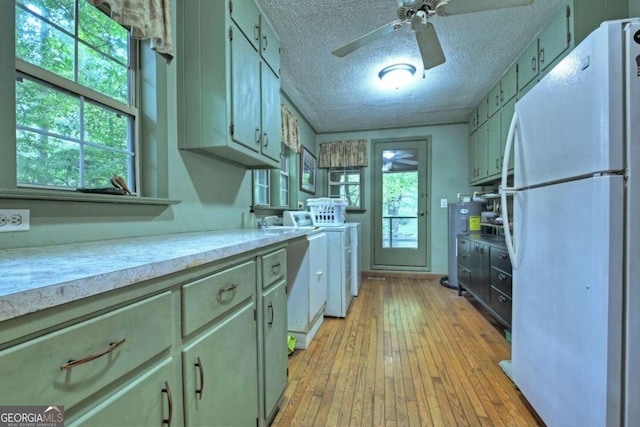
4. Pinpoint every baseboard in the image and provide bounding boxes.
[360,271,443,280]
